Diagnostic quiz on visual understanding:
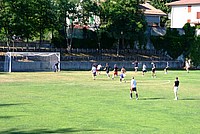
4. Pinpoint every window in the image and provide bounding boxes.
[197,12,200,19]
[188,5,191,13]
